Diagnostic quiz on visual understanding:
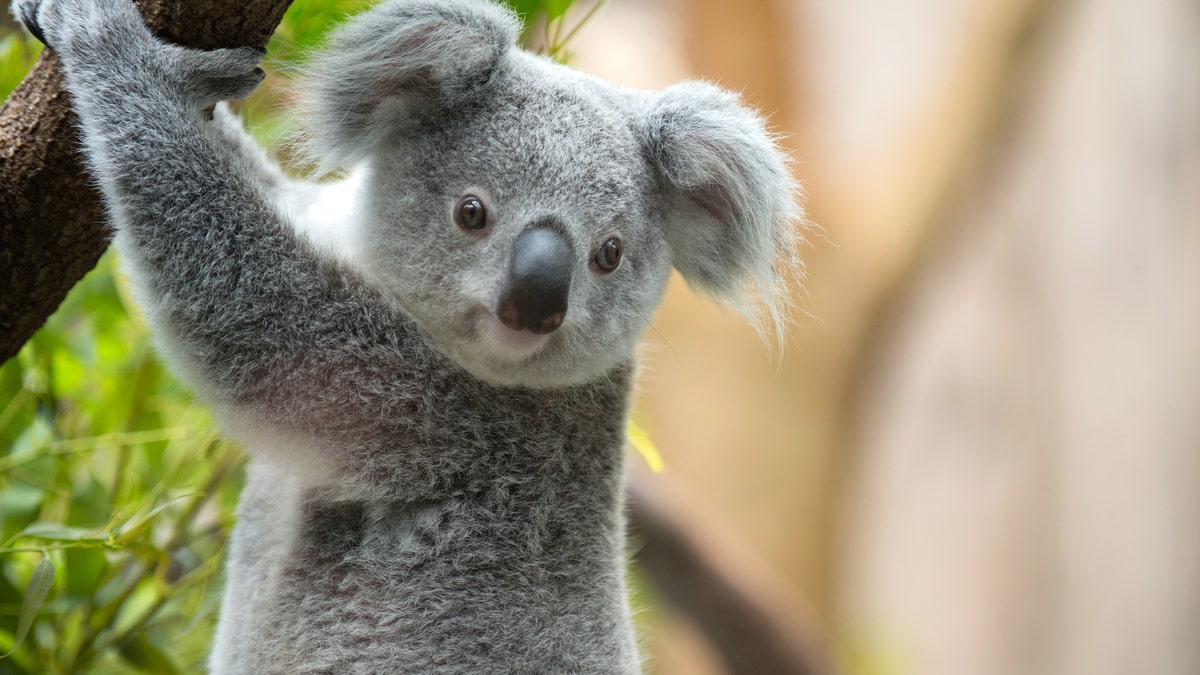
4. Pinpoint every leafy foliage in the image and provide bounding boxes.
[0,1,609,672]
[0,255,244,674]
[0,32,41,101]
